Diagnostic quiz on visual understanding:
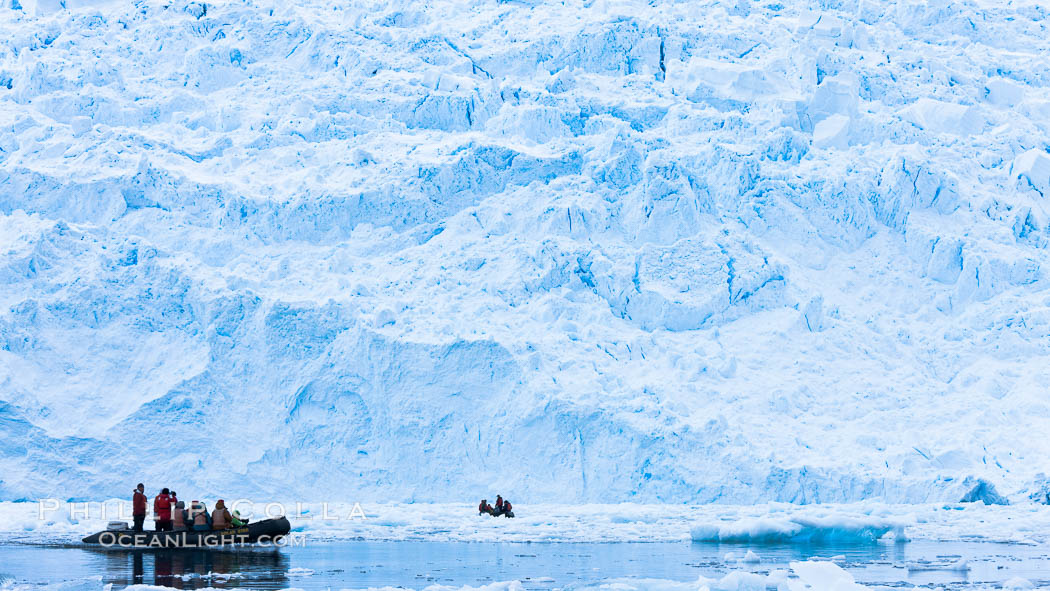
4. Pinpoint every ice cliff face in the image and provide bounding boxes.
[1,0,1049,503]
